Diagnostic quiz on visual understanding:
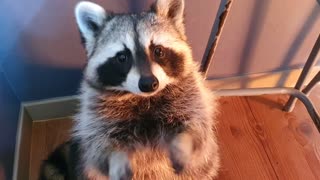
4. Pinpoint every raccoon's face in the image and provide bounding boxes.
[75,0,192,96]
